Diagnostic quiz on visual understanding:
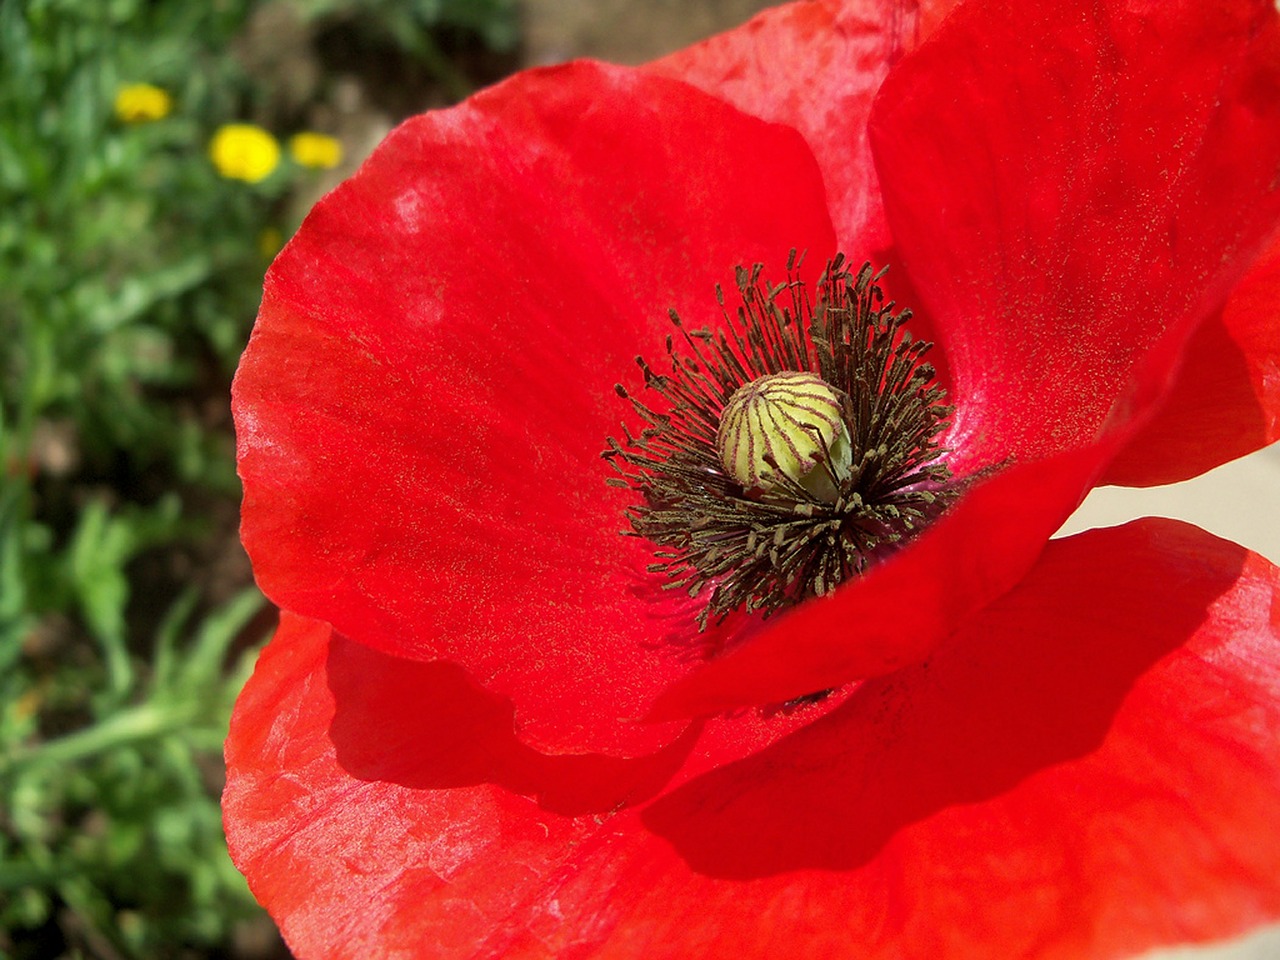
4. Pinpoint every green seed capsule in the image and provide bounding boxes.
[716,371,852,502]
